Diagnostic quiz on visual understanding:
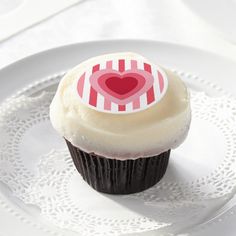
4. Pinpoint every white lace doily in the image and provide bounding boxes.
[0,72,236,235]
